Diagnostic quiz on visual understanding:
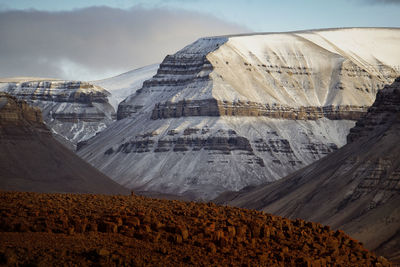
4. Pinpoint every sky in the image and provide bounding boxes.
[0,0,399,81]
